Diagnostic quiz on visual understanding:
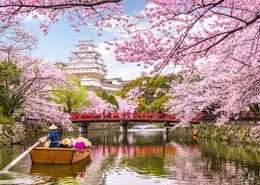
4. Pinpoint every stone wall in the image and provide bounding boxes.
[194,124,260,145]
[0,122,49,146]
[0,123,25,145]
